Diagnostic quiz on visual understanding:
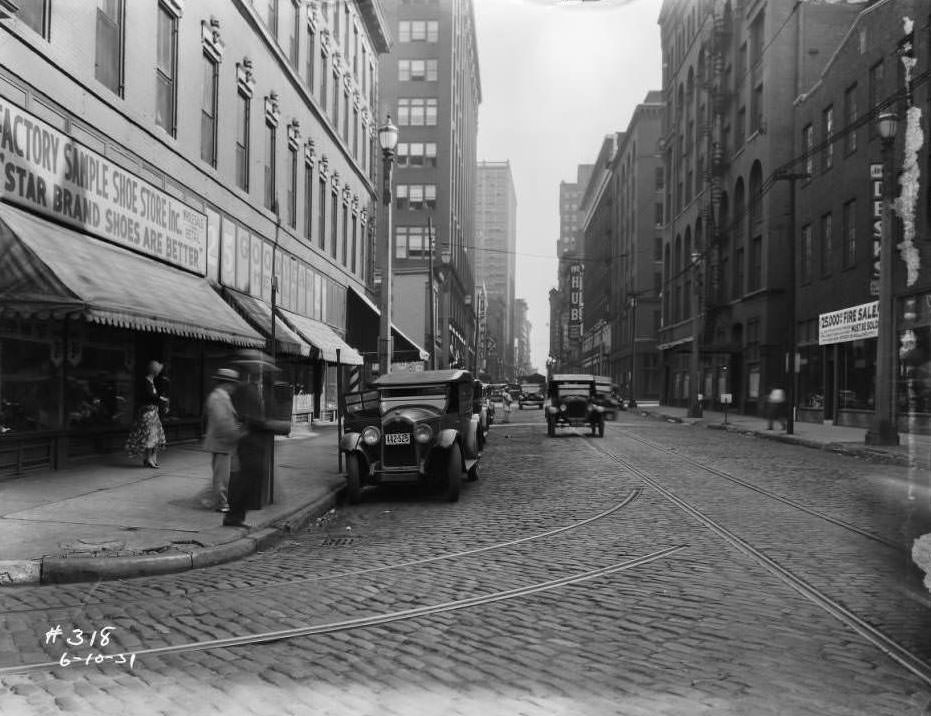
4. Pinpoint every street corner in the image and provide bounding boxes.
[0,559,42,585]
